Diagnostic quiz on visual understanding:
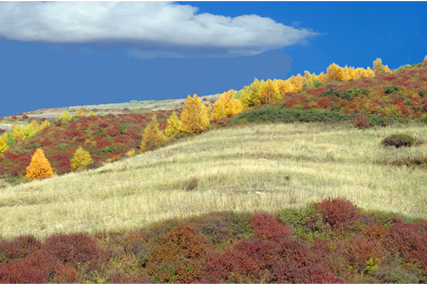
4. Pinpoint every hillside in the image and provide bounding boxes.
[1,123,427,283]
[1,58,427,283]
[1,122,426,238]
